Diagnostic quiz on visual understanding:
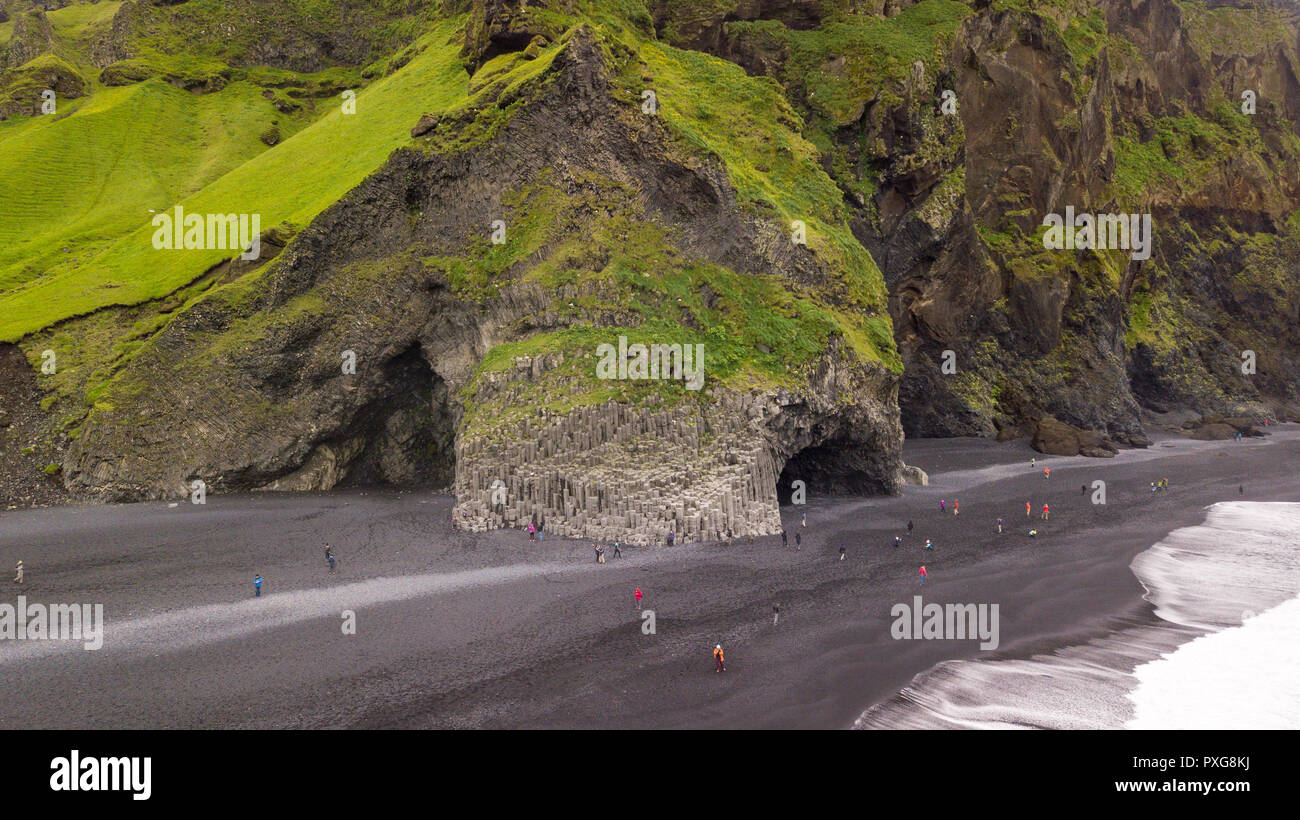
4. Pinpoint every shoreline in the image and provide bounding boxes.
[1,428,1298,729]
